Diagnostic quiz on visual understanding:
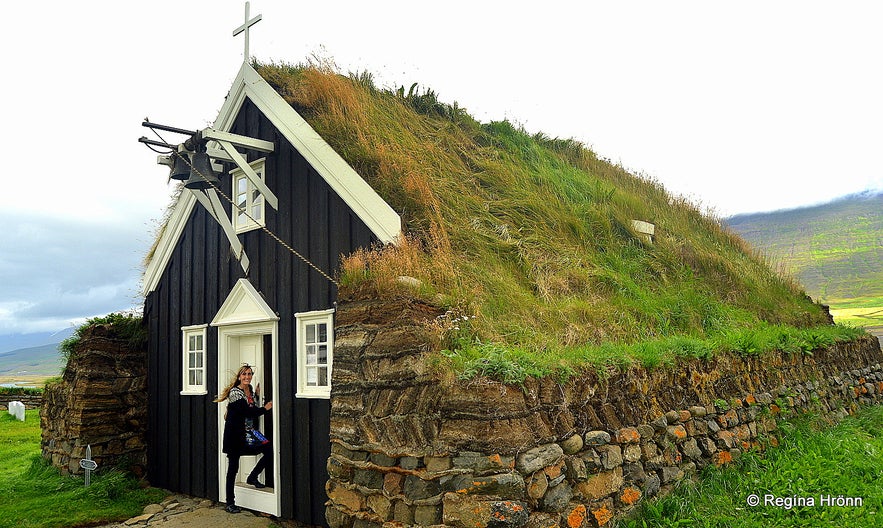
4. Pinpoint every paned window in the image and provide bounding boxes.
[231,158,266,233]
[181,325,208,395]
[295,309,334,398]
